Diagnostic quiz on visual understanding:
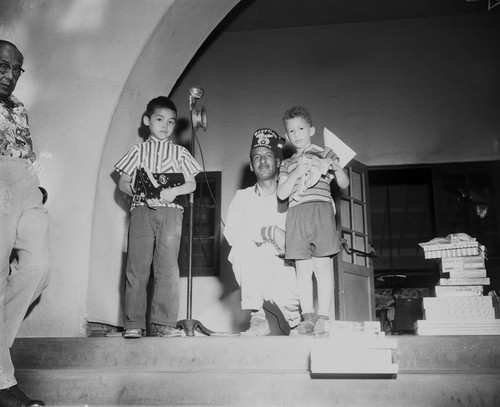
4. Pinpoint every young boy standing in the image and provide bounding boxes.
[277,106,349,336]
[115,96,202,338]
